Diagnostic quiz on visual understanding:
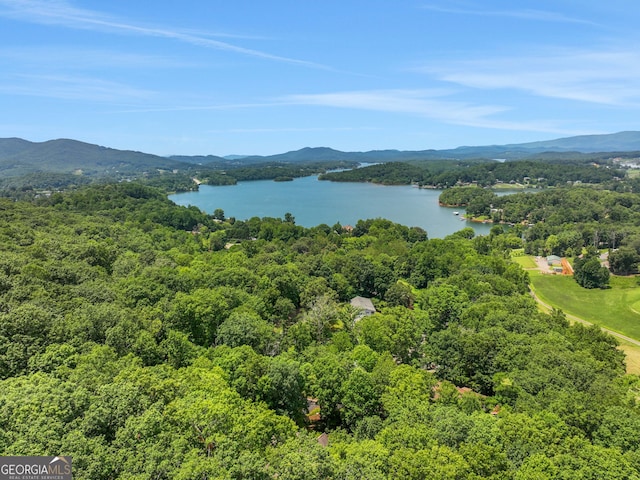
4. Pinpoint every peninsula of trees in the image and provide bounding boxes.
[319,155,628,188]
